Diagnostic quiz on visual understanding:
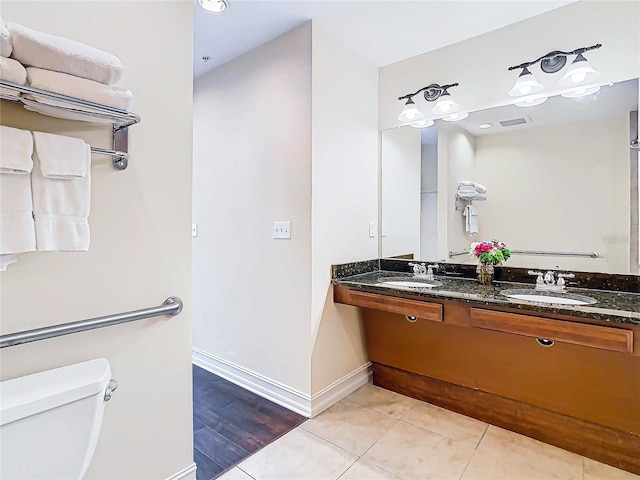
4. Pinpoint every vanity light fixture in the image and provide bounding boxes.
[397,82,460,121]
[508,44,601,99]
[198,0,228,13]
